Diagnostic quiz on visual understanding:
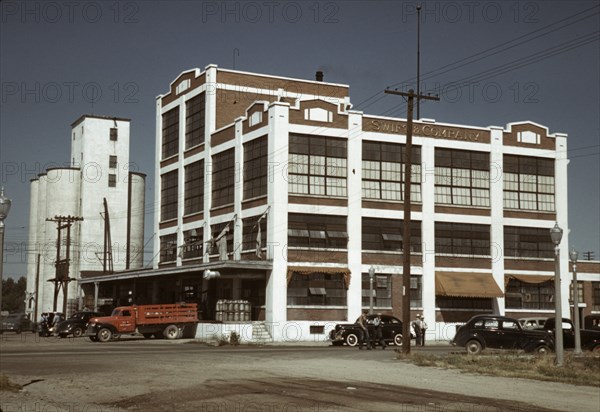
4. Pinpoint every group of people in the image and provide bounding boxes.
[38,313,62,336]
[356,310,428,350]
